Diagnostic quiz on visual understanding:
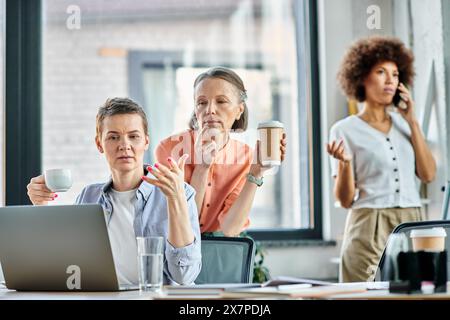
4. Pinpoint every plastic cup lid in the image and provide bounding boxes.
[410,227,447,238]
[258,120,284,129]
